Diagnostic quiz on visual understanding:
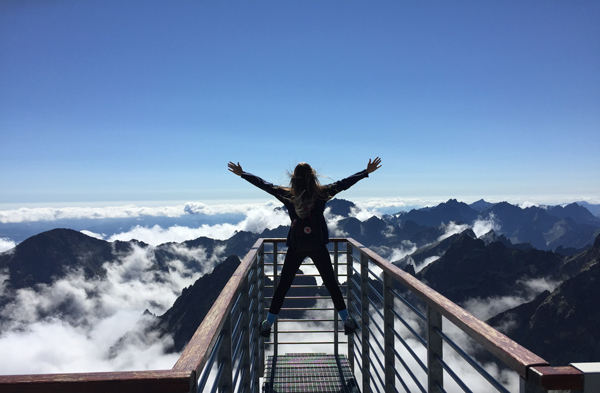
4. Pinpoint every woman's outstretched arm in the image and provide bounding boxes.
[326,157,382,197]
[228,161,243,176]
[228,161,288,202]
